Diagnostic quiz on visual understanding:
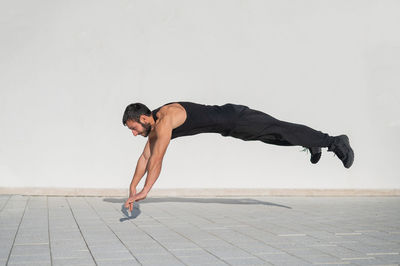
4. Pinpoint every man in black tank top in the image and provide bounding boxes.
[122,102,354,209]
